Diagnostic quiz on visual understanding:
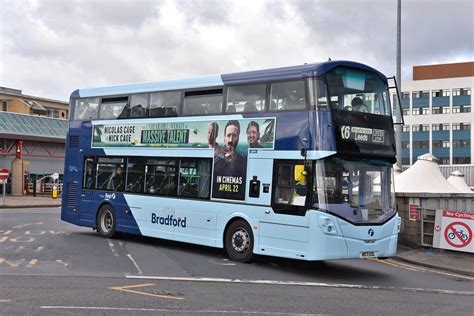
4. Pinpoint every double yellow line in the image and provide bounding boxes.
[374,258,474,281]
